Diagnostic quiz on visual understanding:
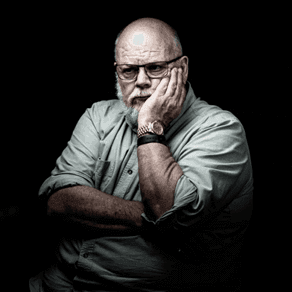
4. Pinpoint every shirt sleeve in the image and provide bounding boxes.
[141,111,253,233]
[38,105,101,200]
